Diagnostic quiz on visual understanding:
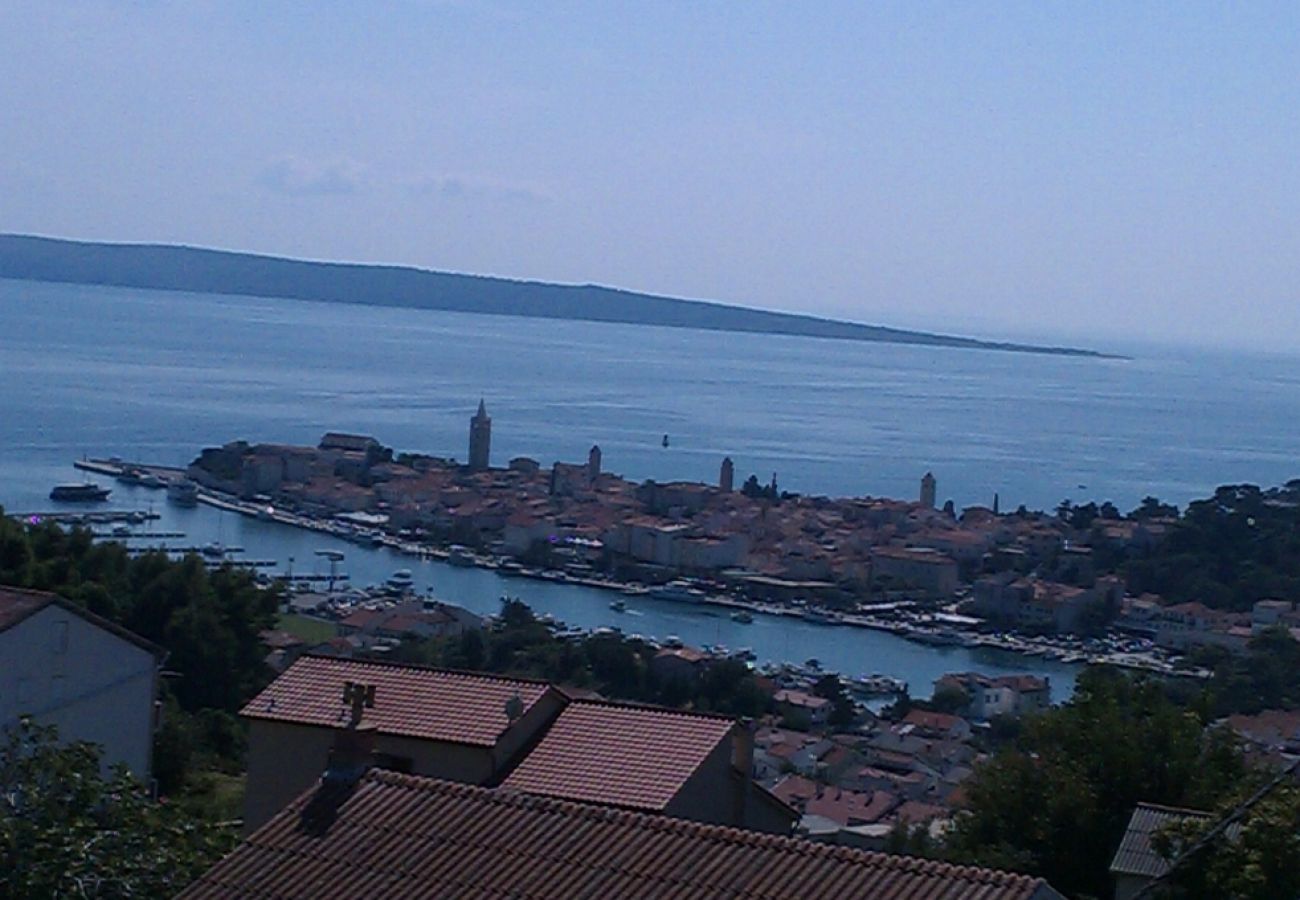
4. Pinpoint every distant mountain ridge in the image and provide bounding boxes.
[0,233,1108,357]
